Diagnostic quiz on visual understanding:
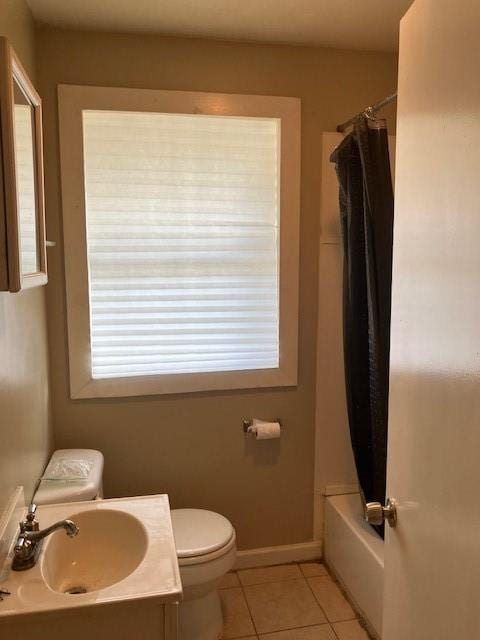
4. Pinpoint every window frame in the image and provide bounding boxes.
[58,84,300,399]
